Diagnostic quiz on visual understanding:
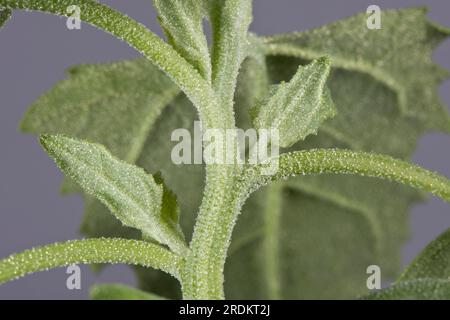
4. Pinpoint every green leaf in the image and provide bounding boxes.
[18,7,450,299]
[399,228,450,282]
[366,279,450,300]
[262,7,450,132]
[0,8,11,28]
[251,57,335,147]
[224,7,450,299]
[367,228,450,299]
[153,0,211,80]
[80,195,140,240]
[21,59,179,167]
[20,59,200,297]
[40,134,187,255]
[1,0,223,128]
[234,35,270,130]
[153,173,185,243]
[90,284,167,300]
